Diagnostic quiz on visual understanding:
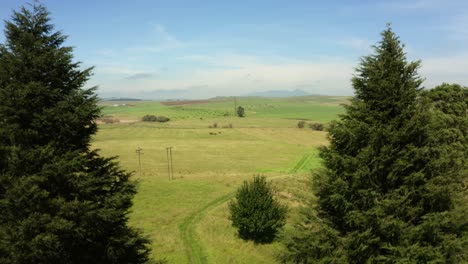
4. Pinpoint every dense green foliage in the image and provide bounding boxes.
[297,120,306,128]
[229,176,287,243]
[237,105,245,117]
[281,26,467,263]
[0,4,151,263]
[308,122,324,131]
[141,114,170,122]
